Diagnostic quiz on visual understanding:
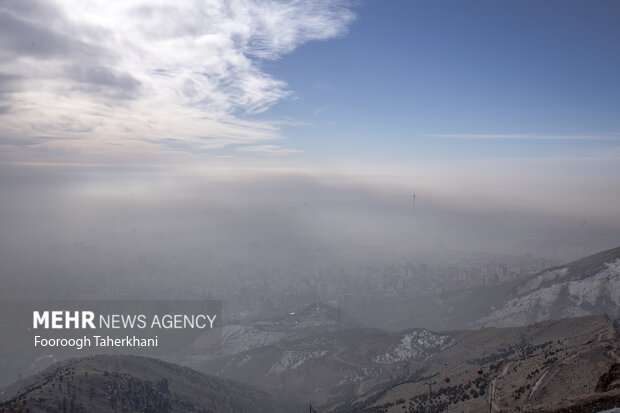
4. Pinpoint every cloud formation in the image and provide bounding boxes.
[427,134,620,141]
[237,144,302,155]
[0,0,355,160]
